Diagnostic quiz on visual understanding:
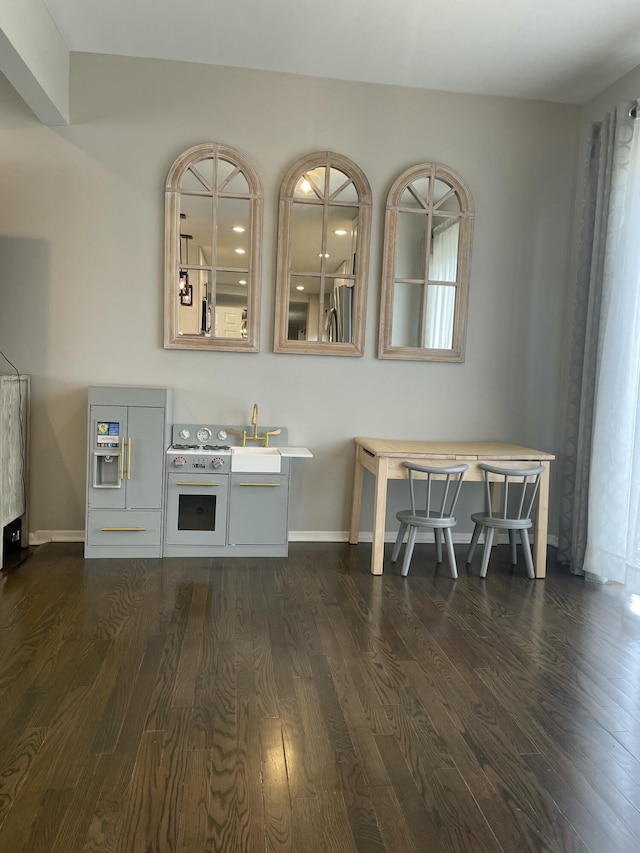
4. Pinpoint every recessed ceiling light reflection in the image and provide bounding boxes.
[235,248,246,254]
[334,229,348,236]
[299,179,312,193]
[295,285,305,291]
[232,226,245,233]
[318,253,330,258]
[239,279,247,285]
